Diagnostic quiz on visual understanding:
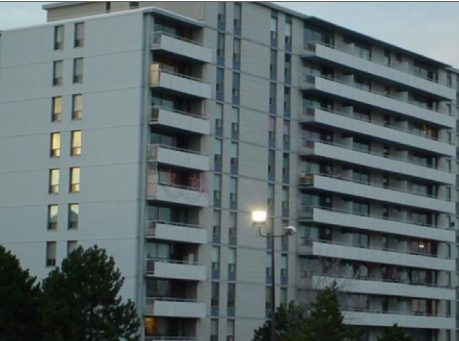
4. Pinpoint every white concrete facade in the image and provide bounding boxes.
[0,2,457,341]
